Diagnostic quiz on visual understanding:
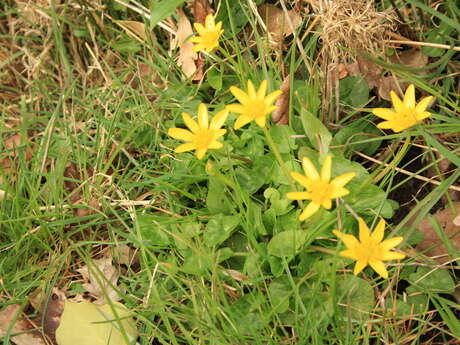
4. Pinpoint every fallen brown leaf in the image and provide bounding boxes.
[172,9,198,78]
[415,202,460,264]
[116,20,148,42]
[389,48,428,70]
[30,288,66,345]
[272,75,290,125]
[0,304,46,345]
[77,255,121,303]
[259,4,302,46]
